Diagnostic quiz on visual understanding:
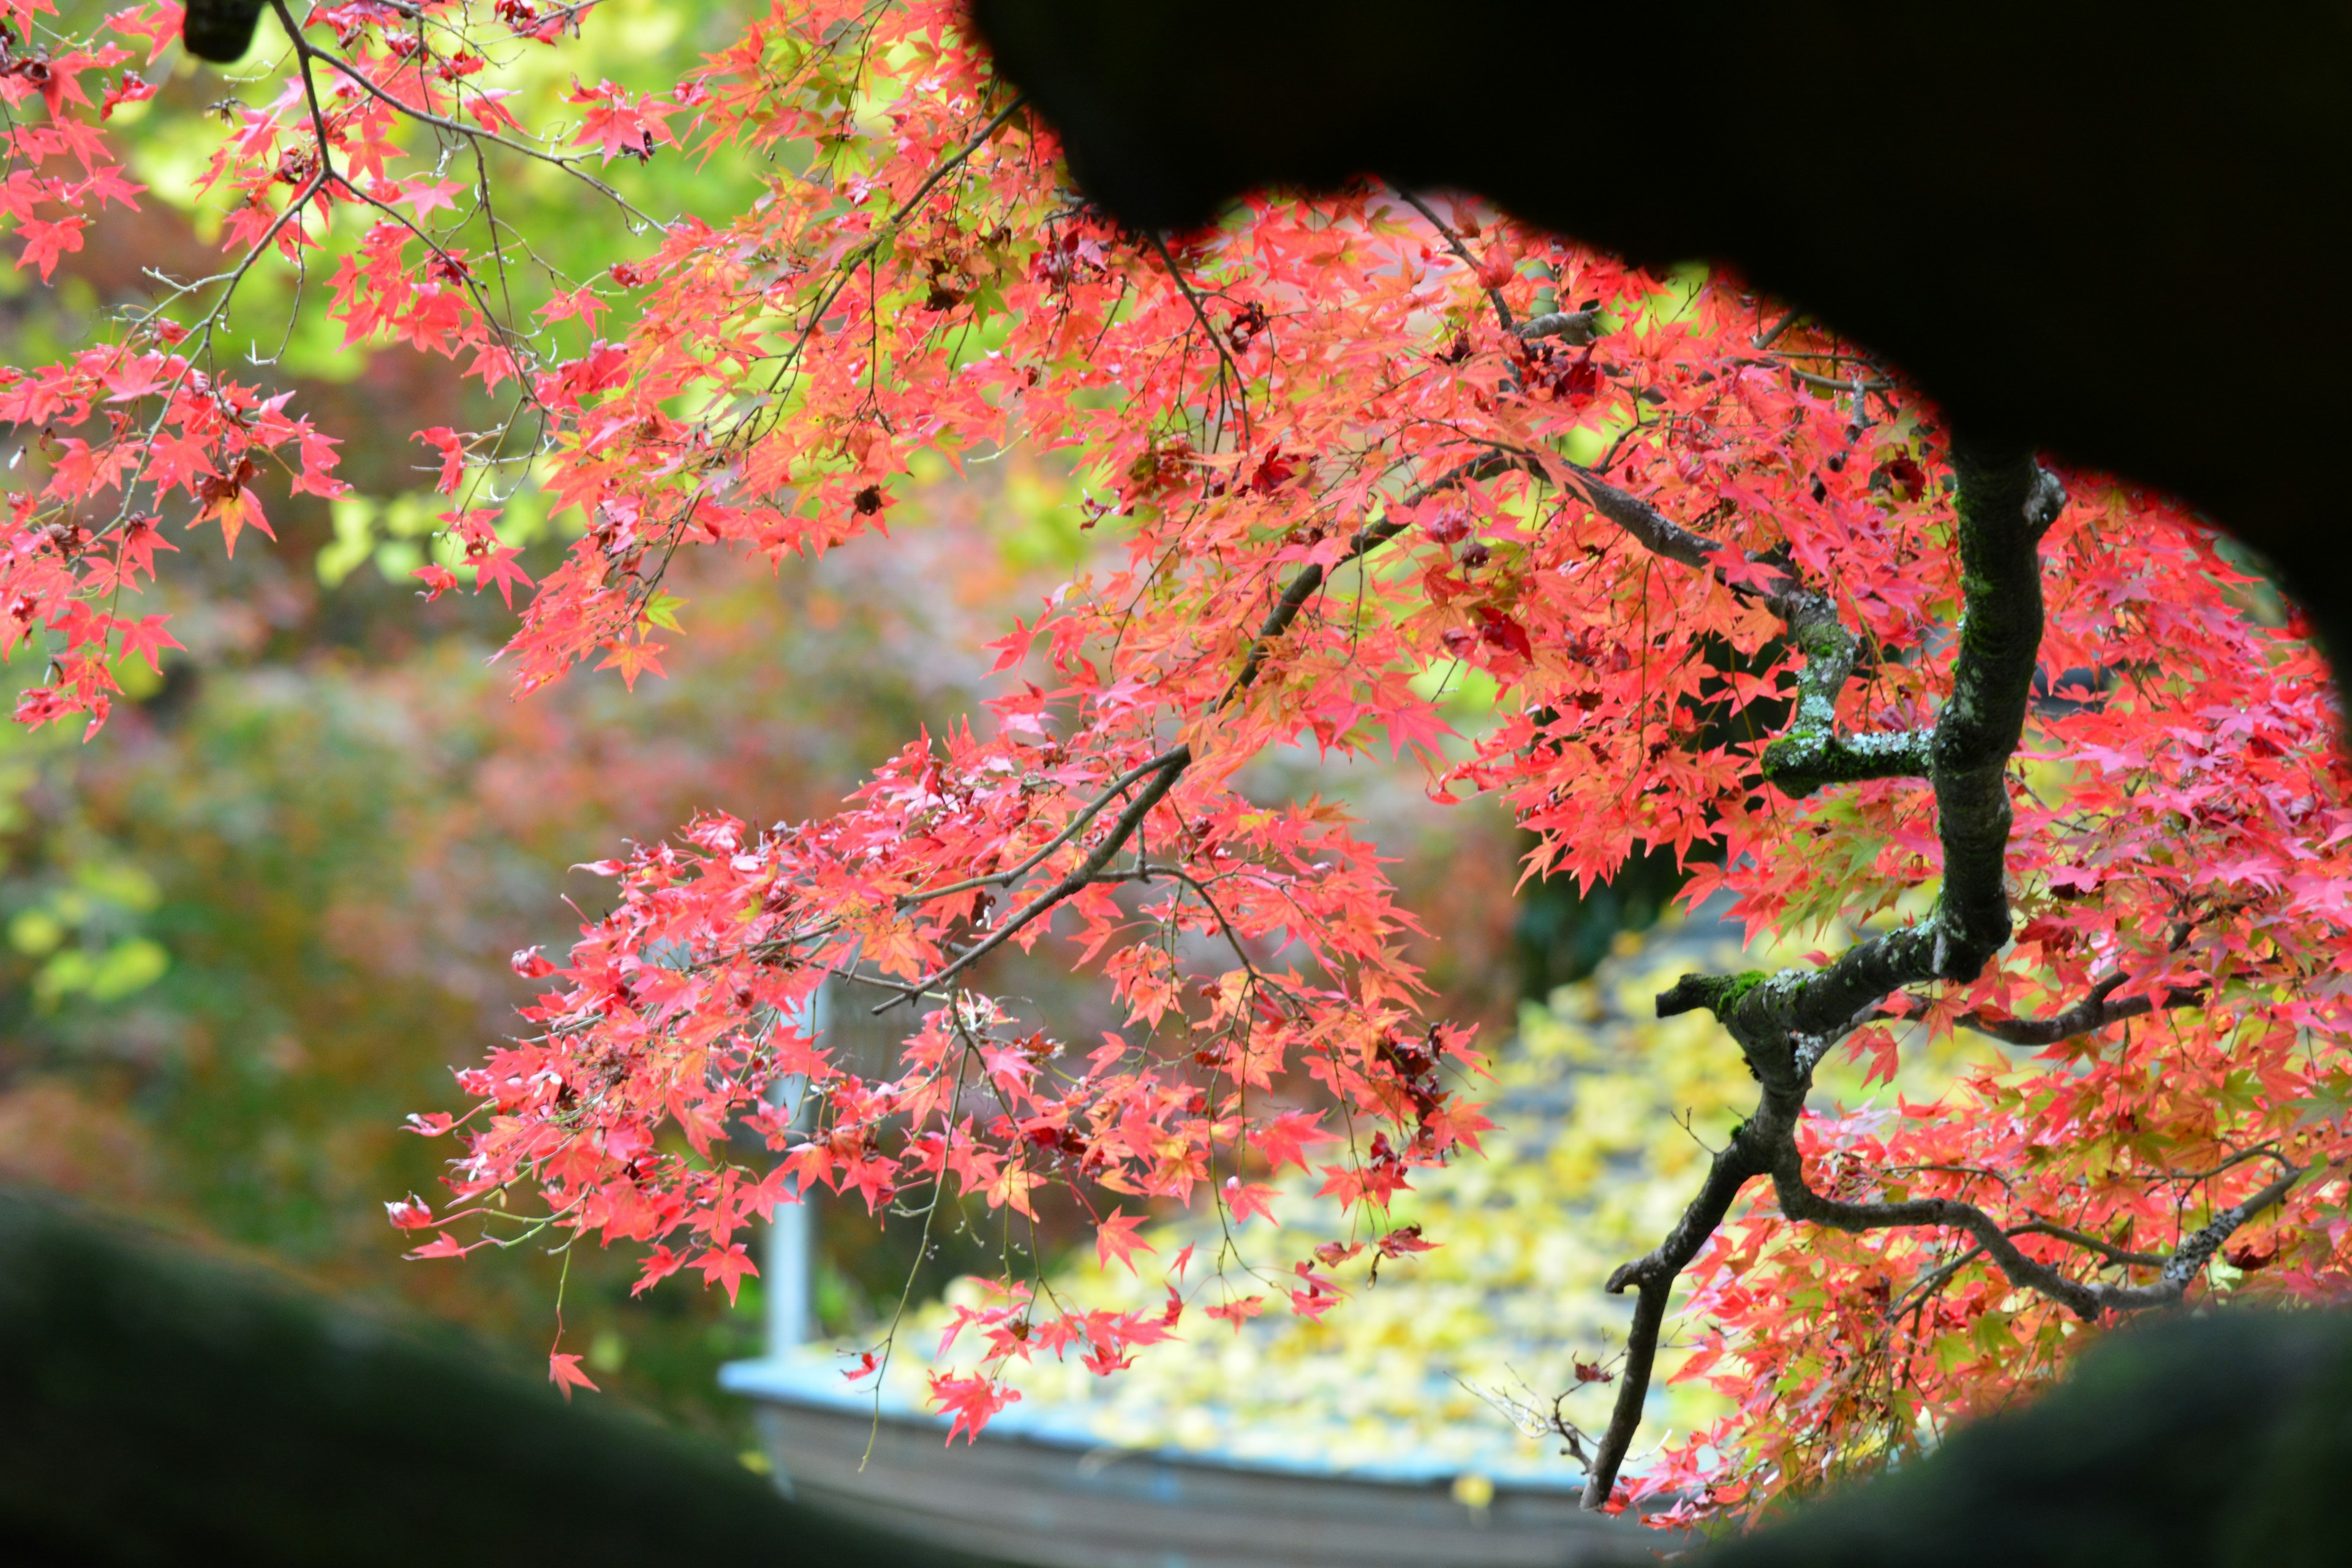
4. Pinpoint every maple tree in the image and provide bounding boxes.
[5,0,2350,1526]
